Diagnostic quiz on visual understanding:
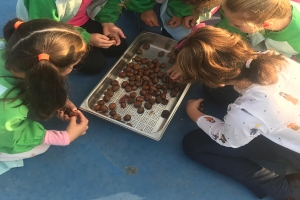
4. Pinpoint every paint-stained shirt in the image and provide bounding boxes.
[197,57,300,154]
